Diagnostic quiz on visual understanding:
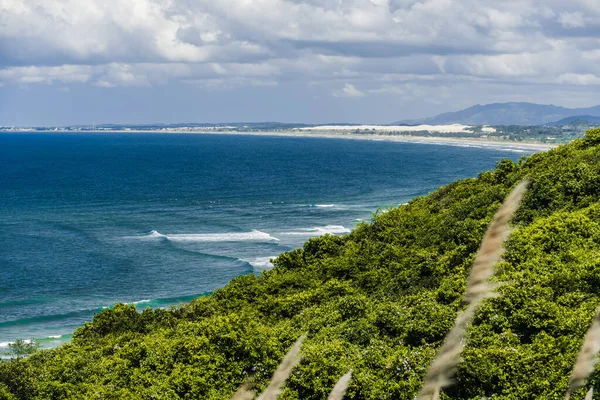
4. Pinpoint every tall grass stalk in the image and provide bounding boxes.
[585,388,594,400]
[417,180,528,400]
[327,370,352,400]
[231,382,255,400]
[231,335,305,400]
[565,307,600,399]
[256,335,306,400]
